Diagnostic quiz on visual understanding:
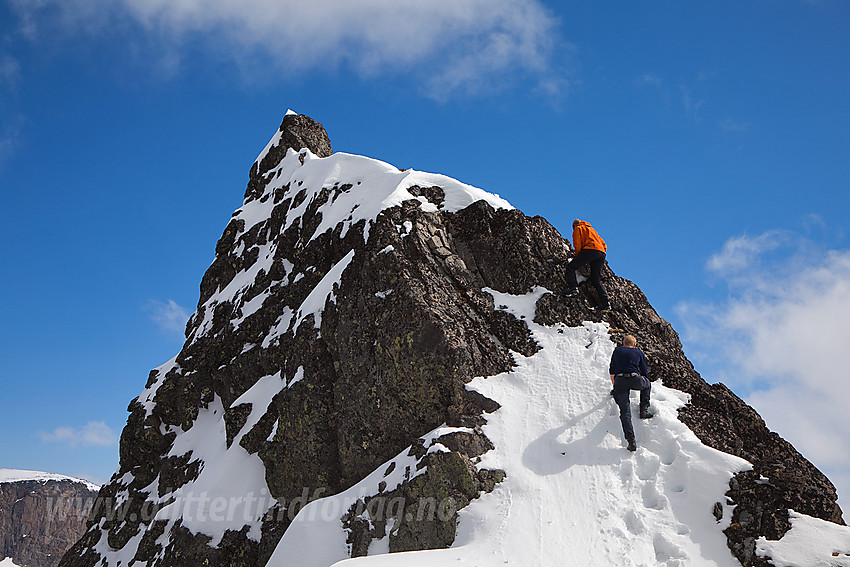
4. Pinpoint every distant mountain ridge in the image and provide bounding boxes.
[57,112,848,566]
[0,471,99,493]
[1,469,100,567]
